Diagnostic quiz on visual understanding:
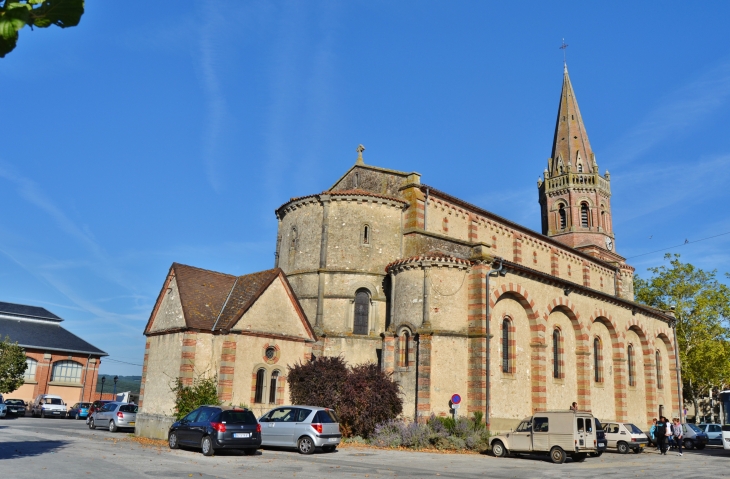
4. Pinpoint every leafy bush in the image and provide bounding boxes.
[287,357,402,438]
[170,375,220,420]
